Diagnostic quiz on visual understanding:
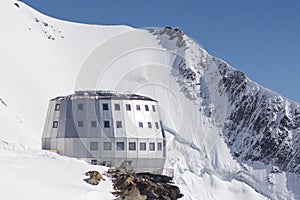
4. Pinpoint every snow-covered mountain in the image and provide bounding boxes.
[0,1,299,199]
